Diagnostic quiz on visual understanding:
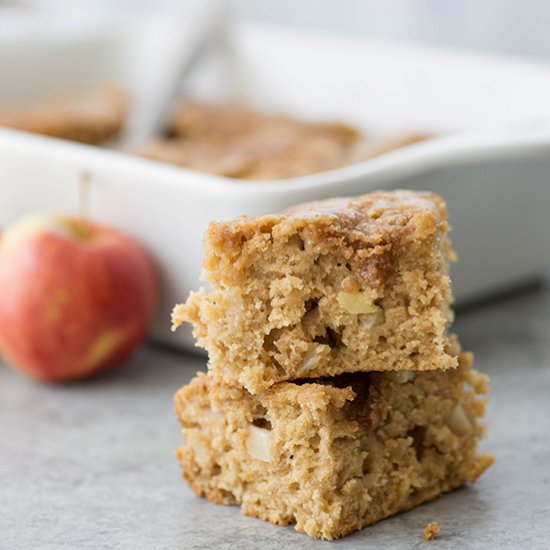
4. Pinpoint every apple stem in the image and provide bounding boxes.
[78,171,91,239]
